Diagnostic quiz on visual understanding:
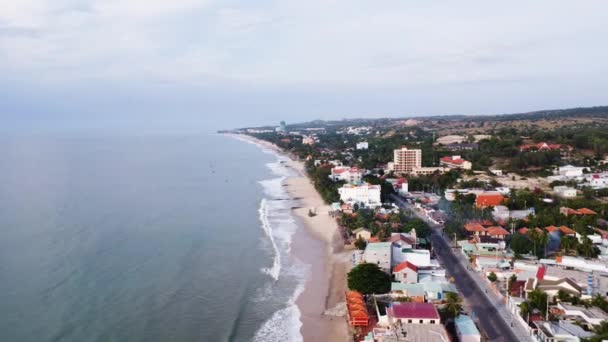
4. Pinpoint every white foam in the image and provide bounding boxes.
[259,198,281,281]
